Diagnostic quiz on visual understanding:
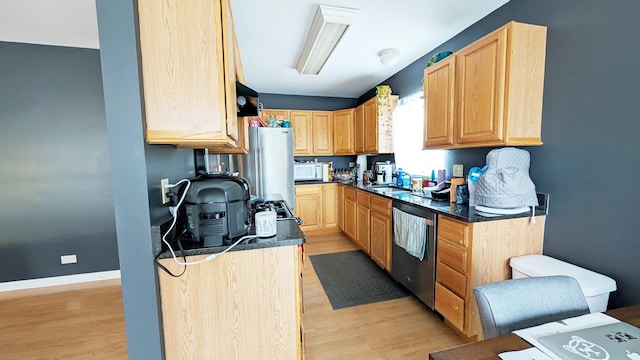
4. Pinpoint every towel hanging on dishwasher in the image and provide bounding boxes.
[393,208,428,261]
